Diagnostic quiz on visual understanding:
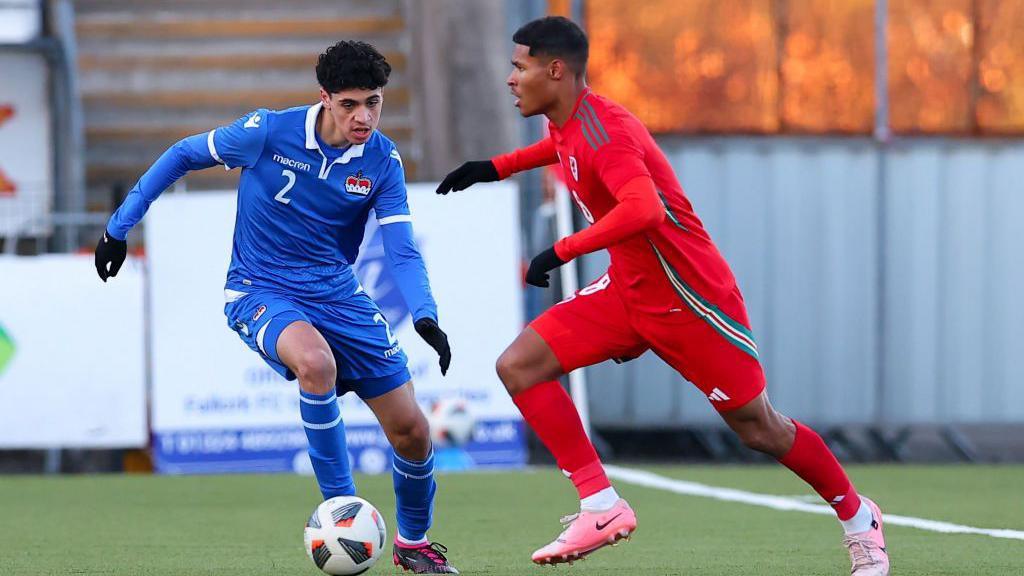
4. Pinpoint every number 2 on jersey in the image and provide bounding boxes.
[275,169,296,204]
